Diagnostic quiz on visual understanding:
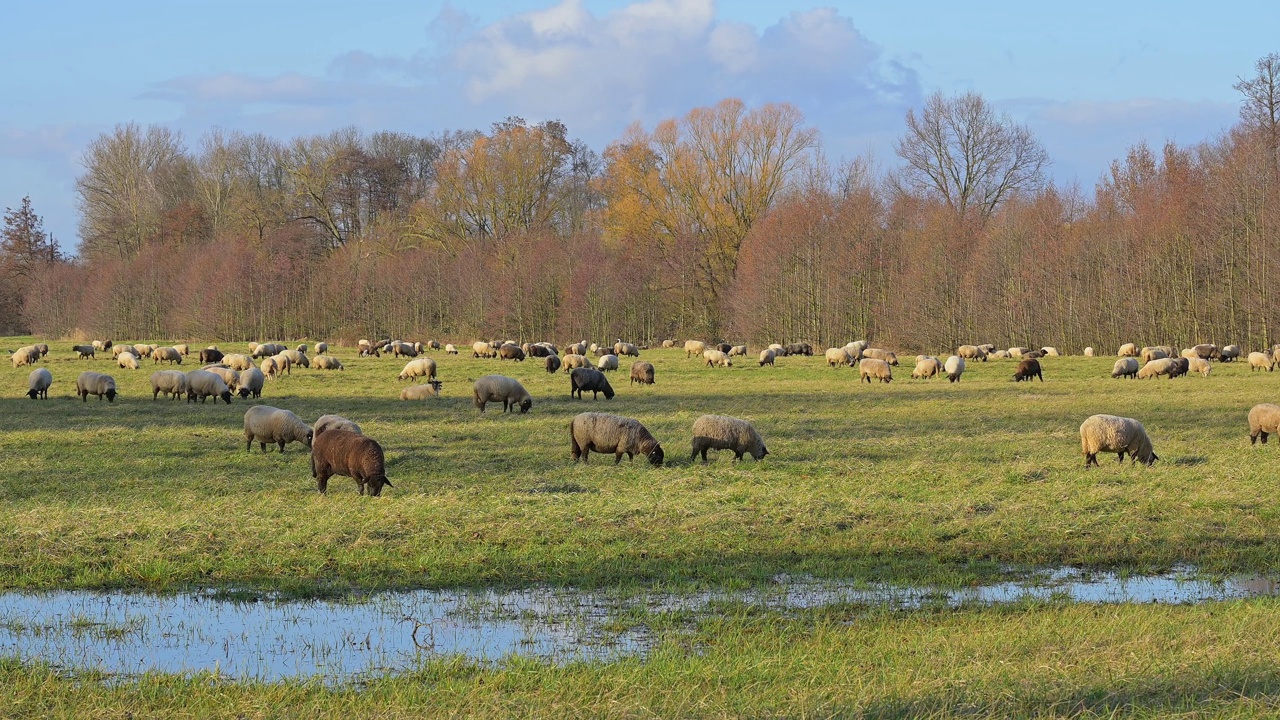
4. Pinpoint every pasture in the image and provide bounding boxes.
[5,338,1280,716]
